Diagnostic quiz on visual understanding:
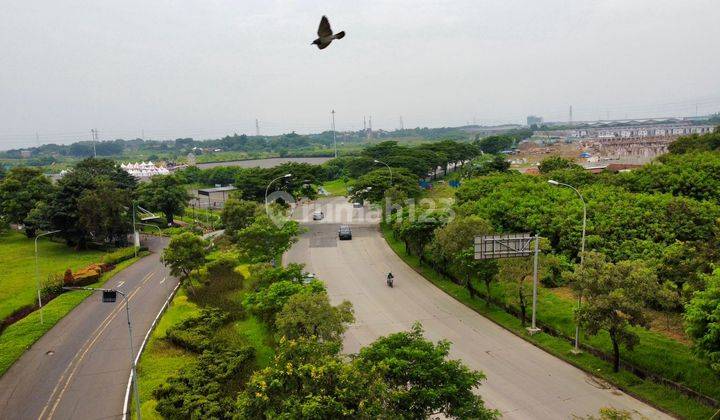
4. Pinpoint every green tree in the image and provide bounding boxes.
[275,291,354,342]
[356,323,498,419]
[161,232,207,289]
[220,198,259,239]
[137,174,190,225]
[350,168,421,204]
[396,215,446,264]
[236,338,388,419]
[234,216,300,263]
[499,257,535,326]
[474,135,515,154]
[427,215,498,303]
[22,201,52,236]
[657,241,703,302]
[48,158,137,248]
[566,252,656,372]
[77,179,132,245]
[685,270,720,373]
[0,167,54,235]
[243,280,325,324]
[538,156,580,174]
